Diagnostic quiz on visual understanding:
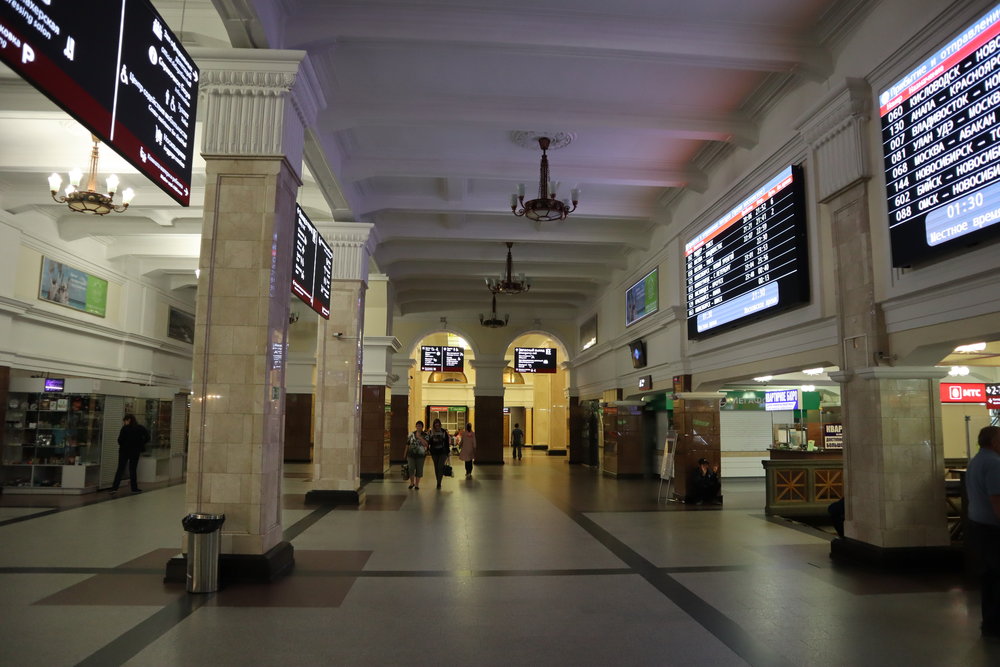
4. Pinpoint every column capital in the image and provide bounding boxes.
[390,358,415,394]
[319,222,376,282]
[192,48,325,169]
[830,366,950,383]
[795,78,871,202]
